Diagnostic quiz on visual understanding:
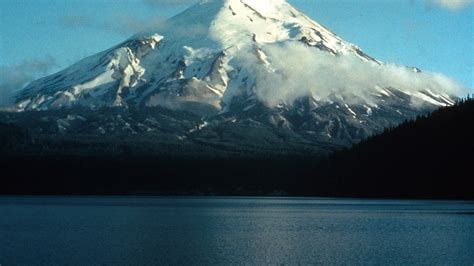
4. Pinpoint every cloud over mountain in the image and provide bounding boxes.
[432,0,474,10]
[237,42,464,107]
